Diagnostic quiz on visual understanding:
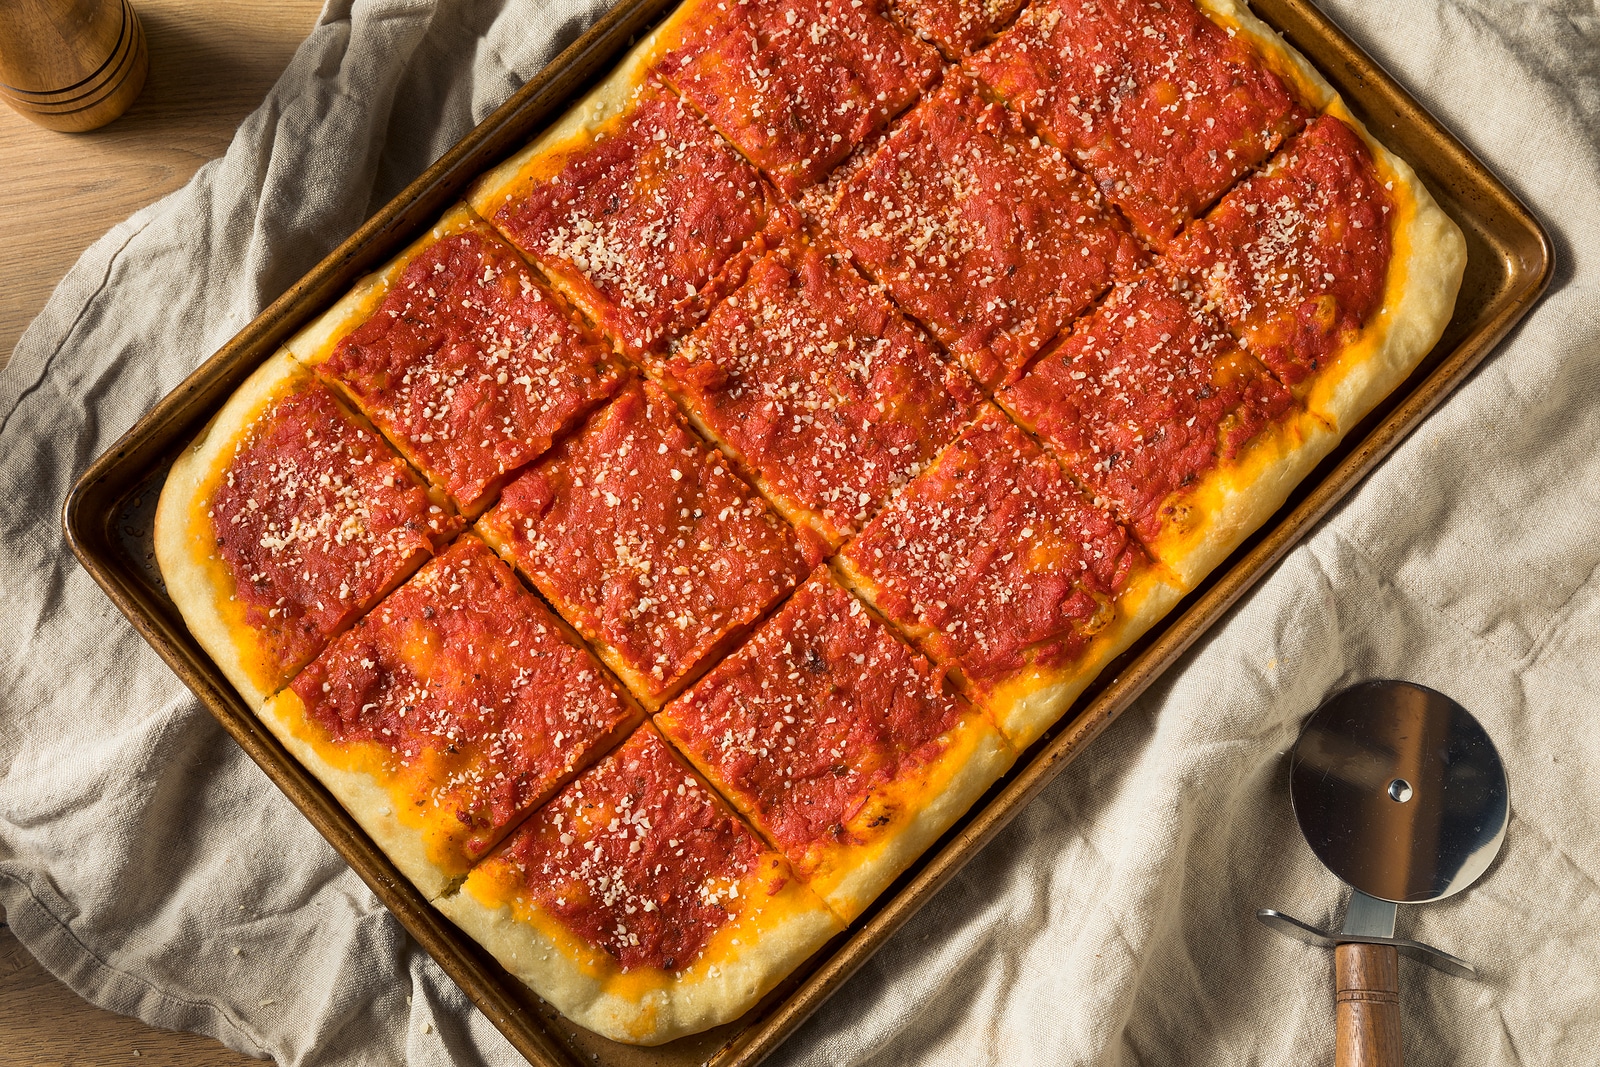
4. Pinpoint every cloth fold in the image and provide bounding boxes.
[1,0,1596,1064]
